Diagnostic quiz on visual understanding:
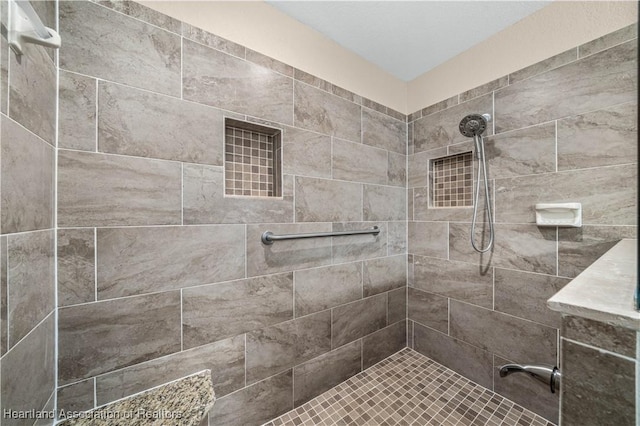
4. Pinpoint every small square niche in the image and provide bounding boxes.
[224,118,282,197]
[430,152,473,208]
